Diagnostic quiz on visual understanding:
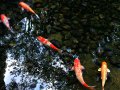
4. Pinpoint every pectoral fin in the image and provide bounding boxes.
[21,7,25,12]
[98,68,101,71]
[71,66,74,71]
[81,66,85,70]
[107,69,110,72]
[8,18,10,20]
